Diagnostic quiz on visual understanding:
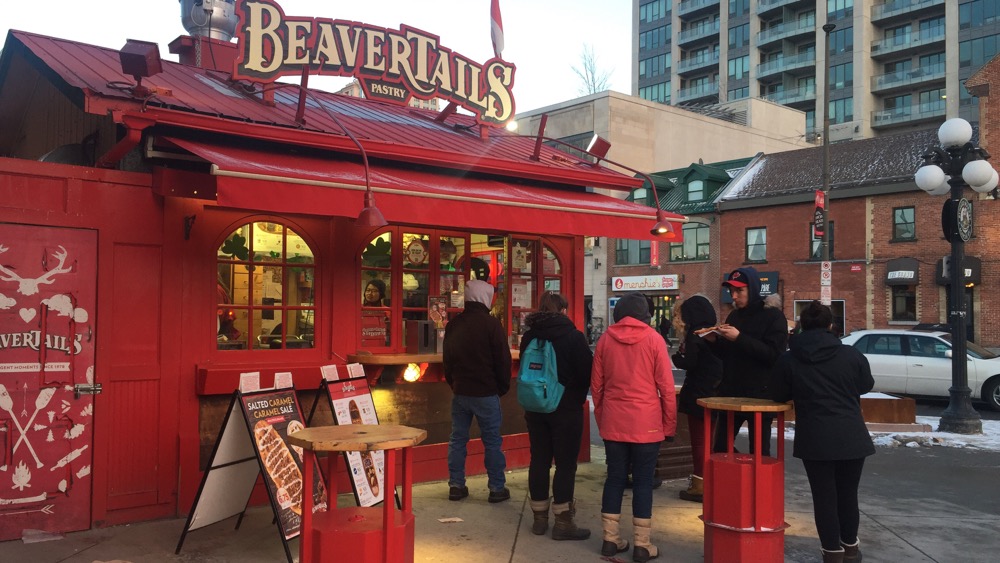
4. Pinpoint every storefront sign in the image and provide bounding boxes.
[612,275,678,291]
[885,257,919,285]
[234,0,517,126]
